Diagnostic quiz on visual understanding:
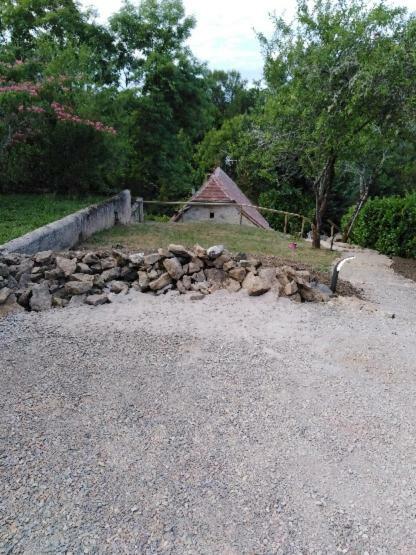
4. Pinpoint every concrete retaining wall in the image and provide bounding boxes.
[0,190,131,255]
